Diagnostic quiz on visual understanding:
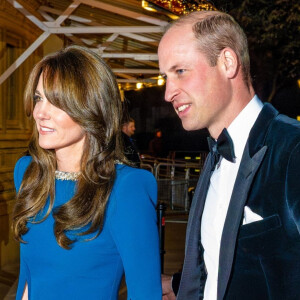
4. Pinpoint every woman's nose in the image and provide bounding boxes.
[33,100,51,120]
